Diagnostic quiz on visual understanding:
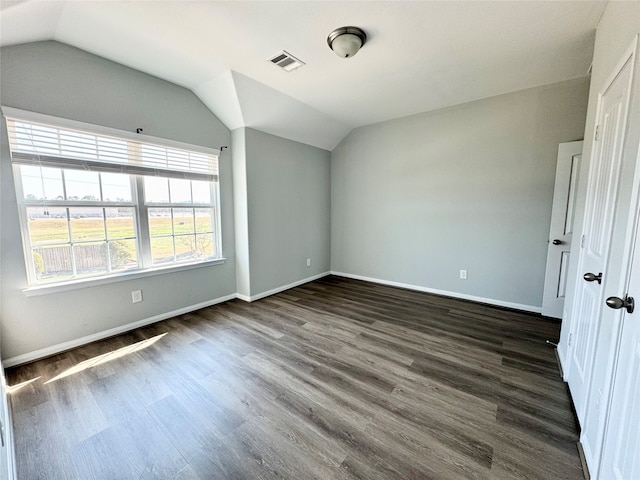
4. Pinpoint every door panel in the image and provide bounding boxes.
[557,251,570,298]
[599,207,640,479]
[542,141,583,318]
[572,286,598,380]
[566,52,634,424]
[564,157,580,236]
[589,103,625,256]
